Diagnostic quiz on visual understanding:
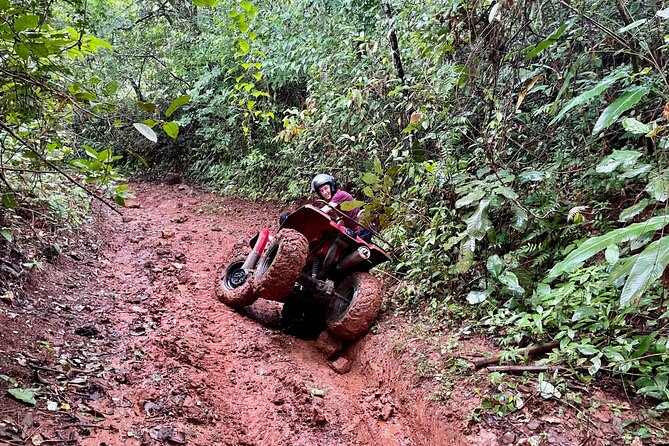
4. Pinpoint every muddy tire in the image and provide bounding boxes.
[215,258,257,308]
[253,229,309,300]
[326,272,382,341]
